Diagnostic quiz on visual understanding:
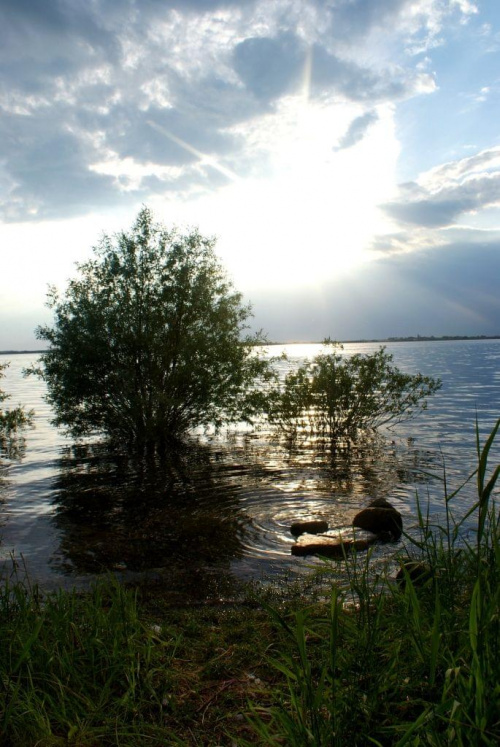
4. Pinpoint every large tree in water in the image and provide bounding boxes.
[33,207,269,450]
